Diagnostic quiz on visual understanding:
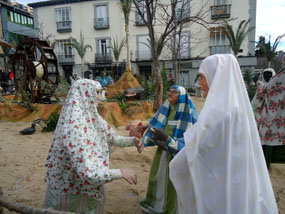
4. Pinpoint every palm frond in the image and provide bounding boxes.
[110,37,125,62]
[272,33,285,52]
[119,0,132,21]
[70,32,92,58]
[224,19,255,56]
